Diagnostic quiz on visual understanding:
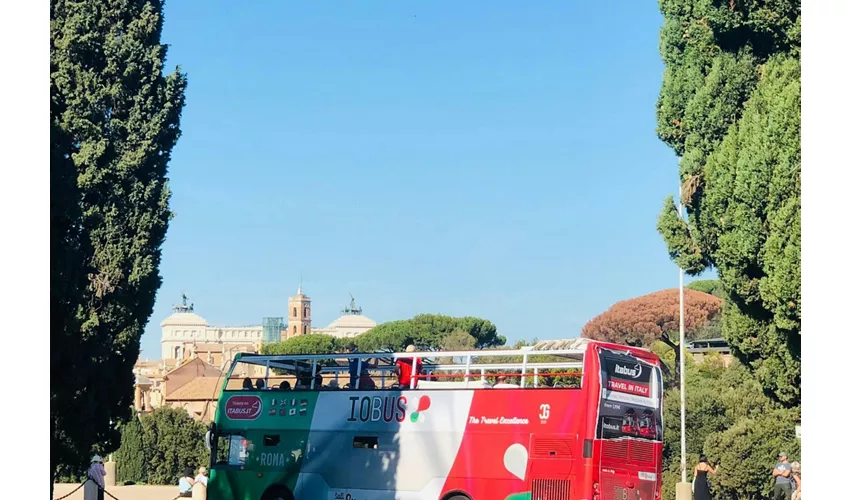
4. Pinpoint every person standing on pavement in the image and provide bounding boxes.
[178,466,196,498]
[772,452,793,500]
[194,466,208,487]
[85,455,106,500]
[692,455,717,500]
[790,462,801,500]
